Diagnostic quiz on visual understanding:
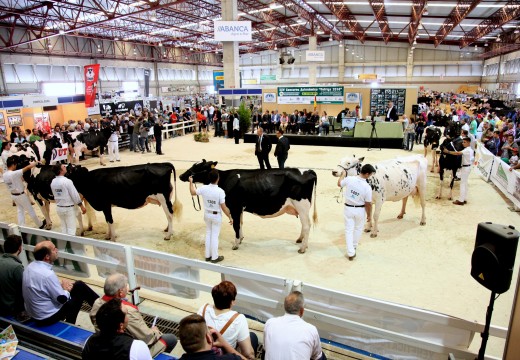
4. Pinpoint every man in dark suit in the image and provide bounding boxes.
[255,127,272,169]
[274,129,290,169]
[385,101,398,122]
